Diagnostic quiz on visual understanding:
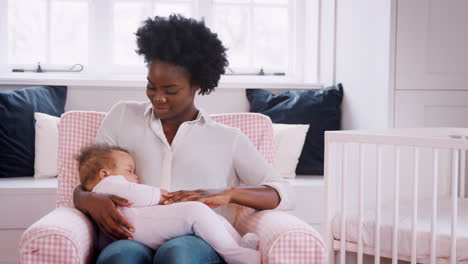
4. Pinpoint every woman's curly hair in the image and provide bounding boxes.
[135,14,228,95]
